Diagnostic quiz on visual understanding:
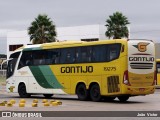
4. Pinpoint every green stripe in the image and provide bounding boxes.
[29,66,63,89]
[23,47,42,51]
